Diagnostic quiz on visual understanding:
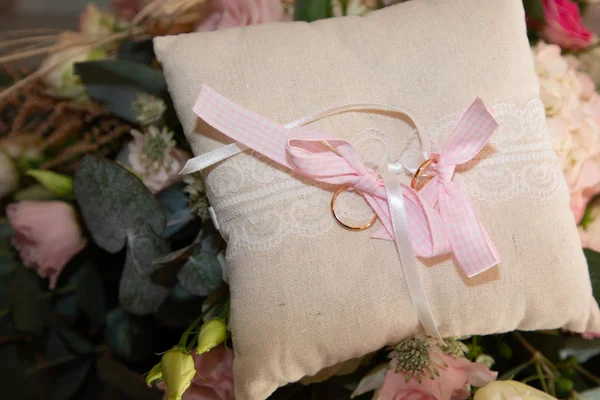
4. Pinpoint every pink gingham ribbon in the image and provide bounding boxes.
[181,84,501,337]
[419,99,500,277]
[188,85,447,258]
